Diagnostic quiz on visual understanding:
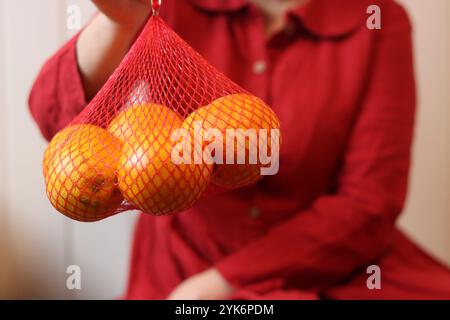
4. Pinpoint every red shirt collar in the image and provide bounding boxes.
[188,0,372,37]
[188,0,247,12]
